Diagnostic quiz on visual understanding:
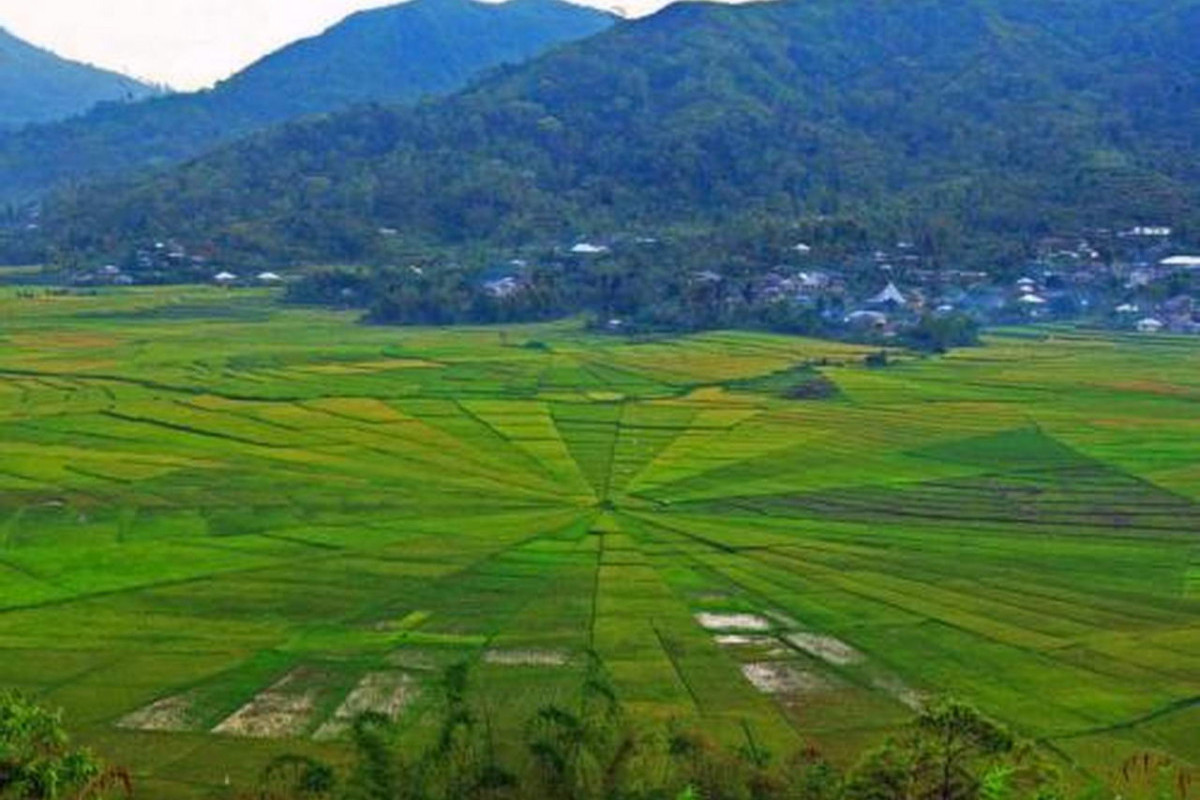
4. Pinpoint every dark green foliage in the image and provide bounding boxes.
[725,366,842,400]
[865,352,890,369]
[239,665,1069,800]
[844,700,1054,800]
[256,756,337,800]
[0,0,612,200]
[903,314,981,354]
[280,226,843,336]
[41,0,1200,265]
[0,29,157,129]
[782,376,840,401]
[0,690,126,800]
